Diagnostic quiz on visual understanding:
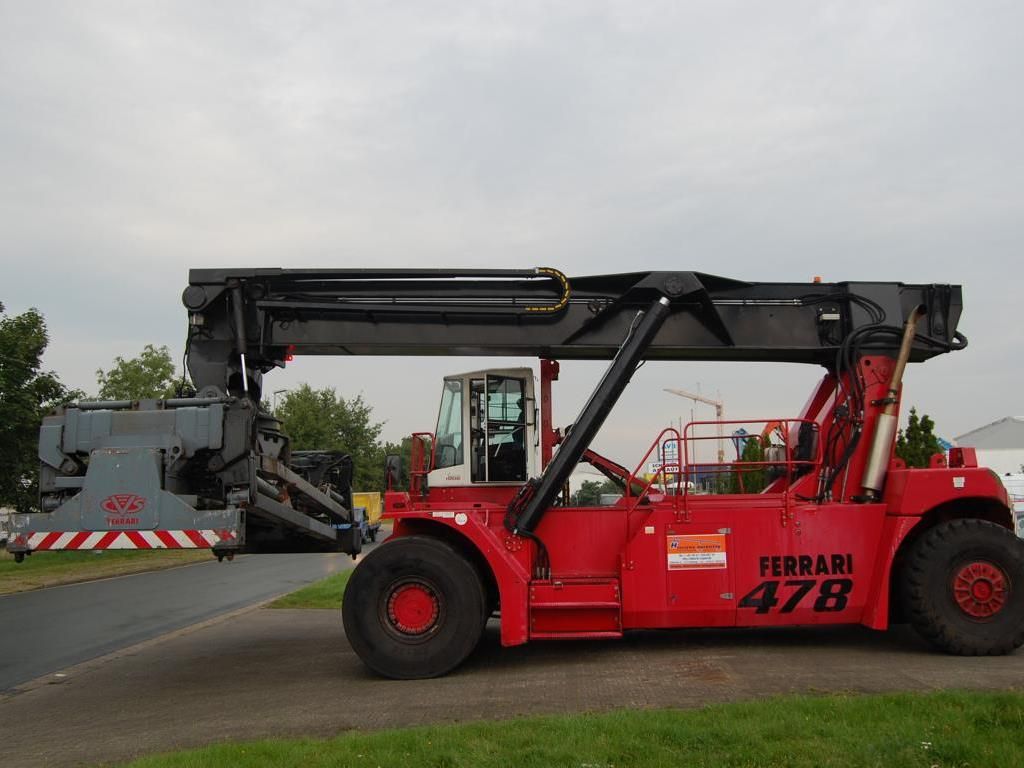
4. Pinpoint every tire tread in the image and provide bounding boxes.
[343,535,488,678]
[903,518,1024,656]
